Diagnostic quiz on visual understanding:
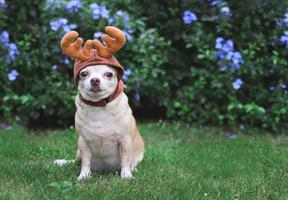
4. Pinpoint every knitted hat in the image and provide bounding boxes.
[73,49,124,84]
[60,26,126,84]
